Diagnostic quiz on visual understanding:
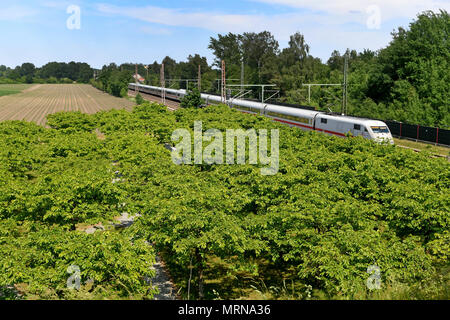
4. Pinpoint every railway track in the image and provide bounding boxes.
[396,144,450,161]
[128,90,180,111]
